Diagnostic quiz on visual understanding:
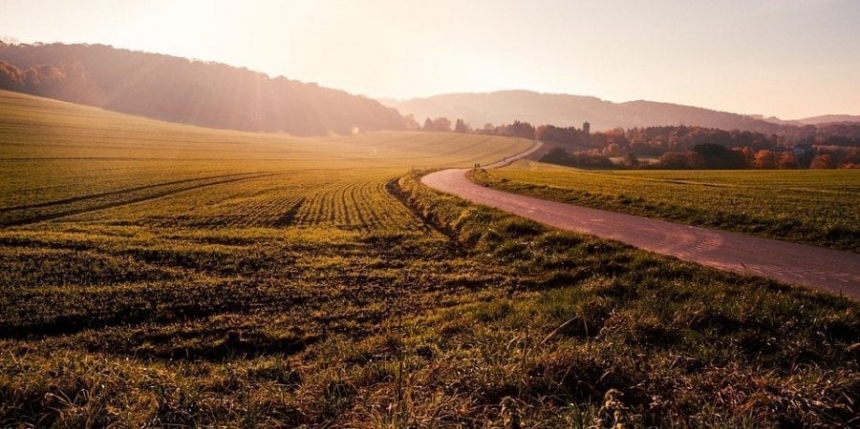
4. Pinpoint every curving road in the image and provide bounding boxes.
[422,167,860,300]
